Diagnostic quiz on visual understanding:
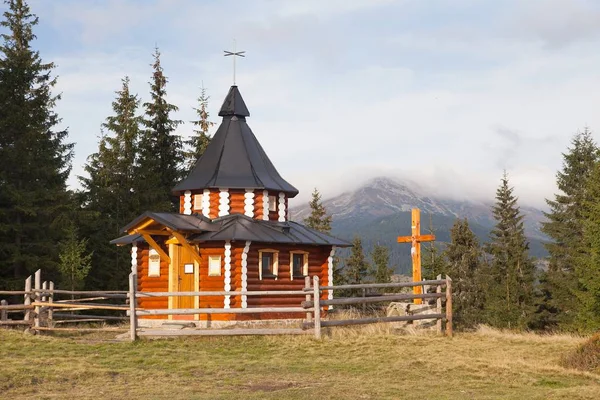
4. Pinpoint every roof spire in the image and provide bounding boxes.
[224,39,245,85]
